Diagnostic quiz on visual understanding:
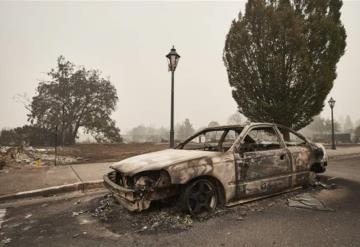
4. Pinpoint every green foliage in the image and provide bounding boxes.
[28,56,122,145]
[223,0,346,130]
